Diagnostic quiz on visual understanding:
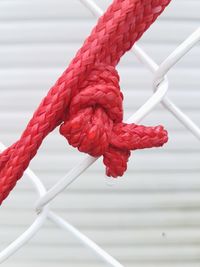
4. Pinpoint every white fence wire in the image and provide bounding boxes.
[0,0,200,266]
